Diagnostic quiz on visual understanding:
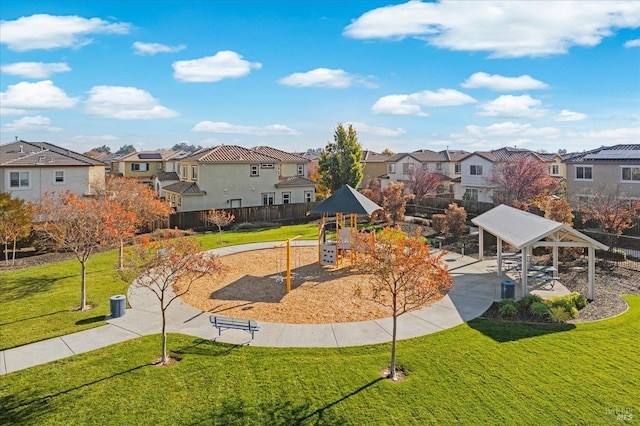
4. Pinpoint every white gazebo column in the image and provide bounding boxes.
[588,246,595,300]
[478,227,484,261]
[521,246,529,296]
[497,238,502,276]
[552,246,558,271]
